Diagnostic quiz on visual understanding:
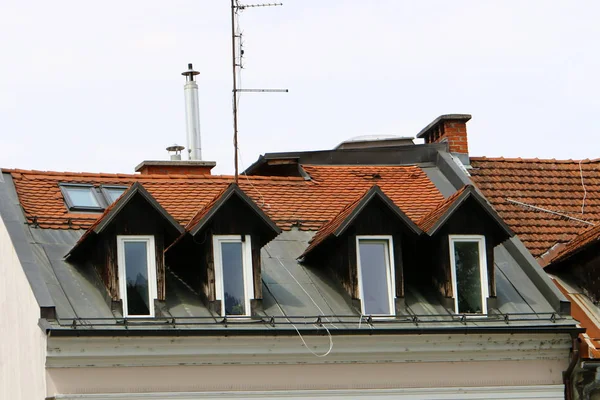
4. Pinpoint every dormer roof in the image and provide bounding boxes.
[300,185,422,259]
[66,182,183,258]
[418,184,514,237]
[185,183,280,236]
